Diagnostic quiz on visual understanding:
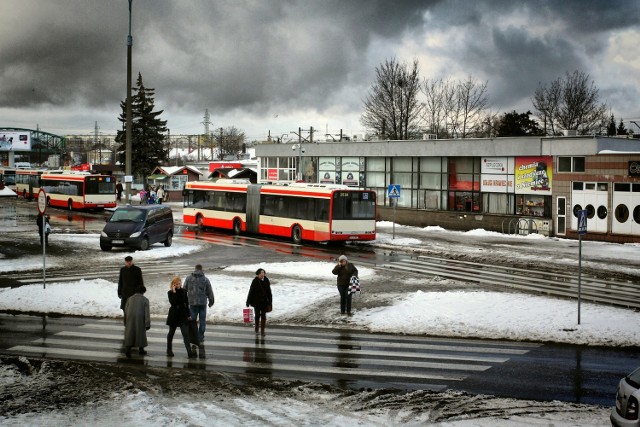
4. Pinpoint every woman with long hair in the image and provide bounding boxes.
[166,276,196,358]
